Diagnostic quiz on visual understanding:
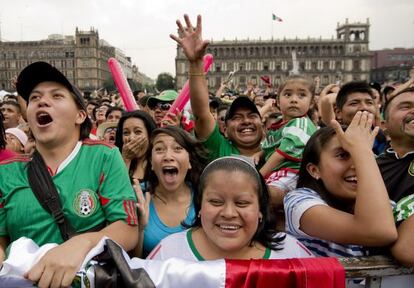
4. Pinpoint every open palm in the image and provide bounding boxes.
[170,14,209,62]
